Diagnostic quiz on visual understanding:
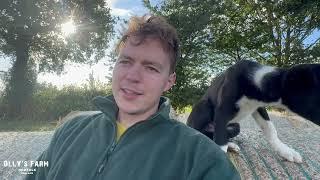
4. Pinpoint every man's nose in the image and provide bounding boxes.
[125,64,142,83]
